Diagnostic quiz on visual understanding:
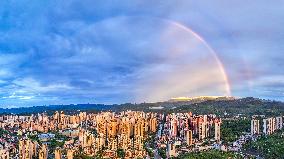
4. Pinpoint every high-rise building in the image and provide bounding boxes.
[150,118,157,132]
[54,111,60,123]
[263,118,275,135]
[167,141,176,158]
[272,117,276,132]
[170,119,177,137]
[0,149,9,159]
[214,120,221,142]
[95,135,105,152]
[55,148,62,159]
[251,119,260,135]
[203,115,210,138]
[198,122,206,140]
[108,119,117,138]
[67,149,74,159]
[107,137,117,151]
[118,134,130,150]
[19,139,37,159]
[134,136,143,150]
[39,144,48,159]
[185,129,192,145]
[276,116,283,130]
